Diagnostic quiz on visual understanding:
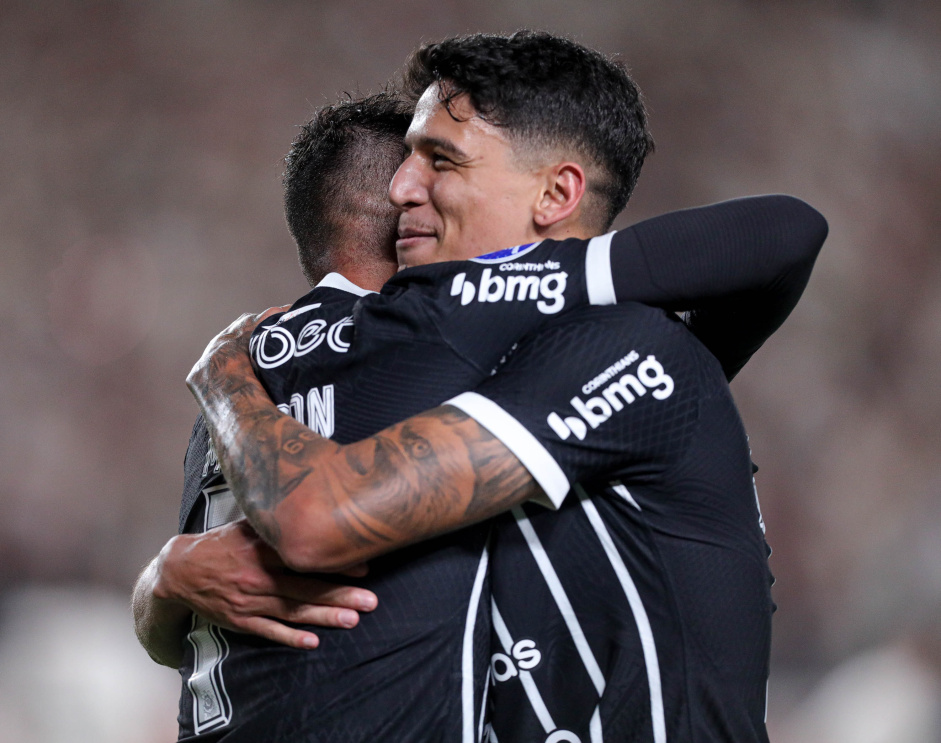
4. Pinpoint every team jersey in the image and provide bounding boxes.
[174,196,827,742]
[448,304,773,743]
[177,275,494,743]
